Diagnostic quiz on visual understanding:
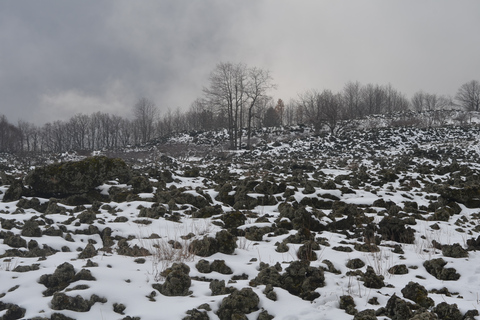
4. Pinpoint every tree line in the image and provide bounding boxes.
[1,62,479,153]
